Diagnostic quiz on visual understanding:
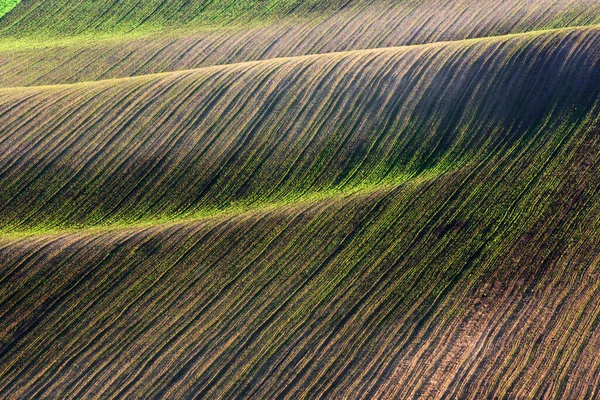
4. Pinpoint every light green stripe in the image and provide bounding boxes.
[0,0,19,19]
